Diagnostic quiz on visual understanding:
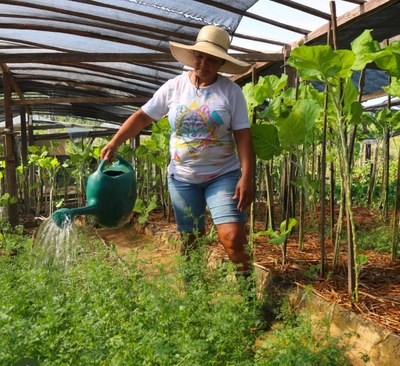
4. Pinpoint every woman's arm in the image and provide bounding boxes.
[233,128,255,211]
[101,109,154,161]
